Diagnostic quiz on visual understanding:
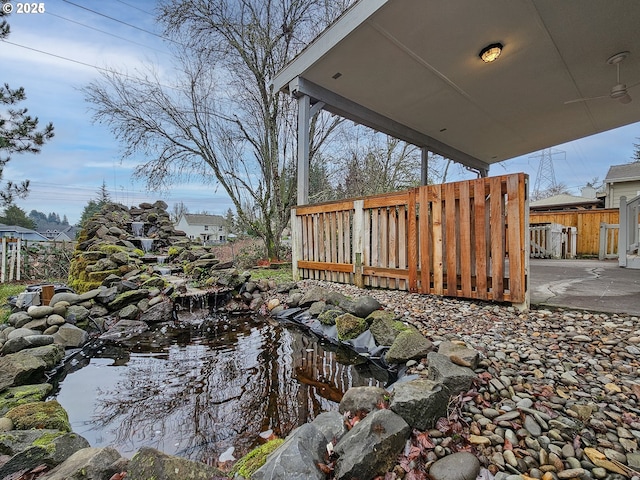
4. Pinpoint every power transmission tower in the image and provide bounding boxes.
[531,148,565,200]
